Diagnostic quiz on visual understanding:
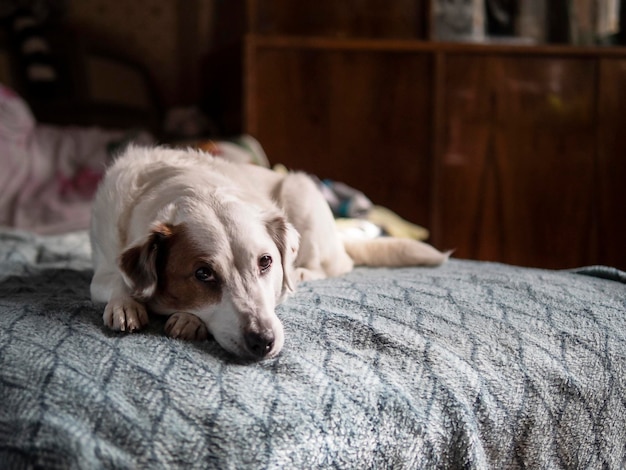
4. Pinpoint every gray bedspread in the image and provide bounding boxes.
[1,229,625,469]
